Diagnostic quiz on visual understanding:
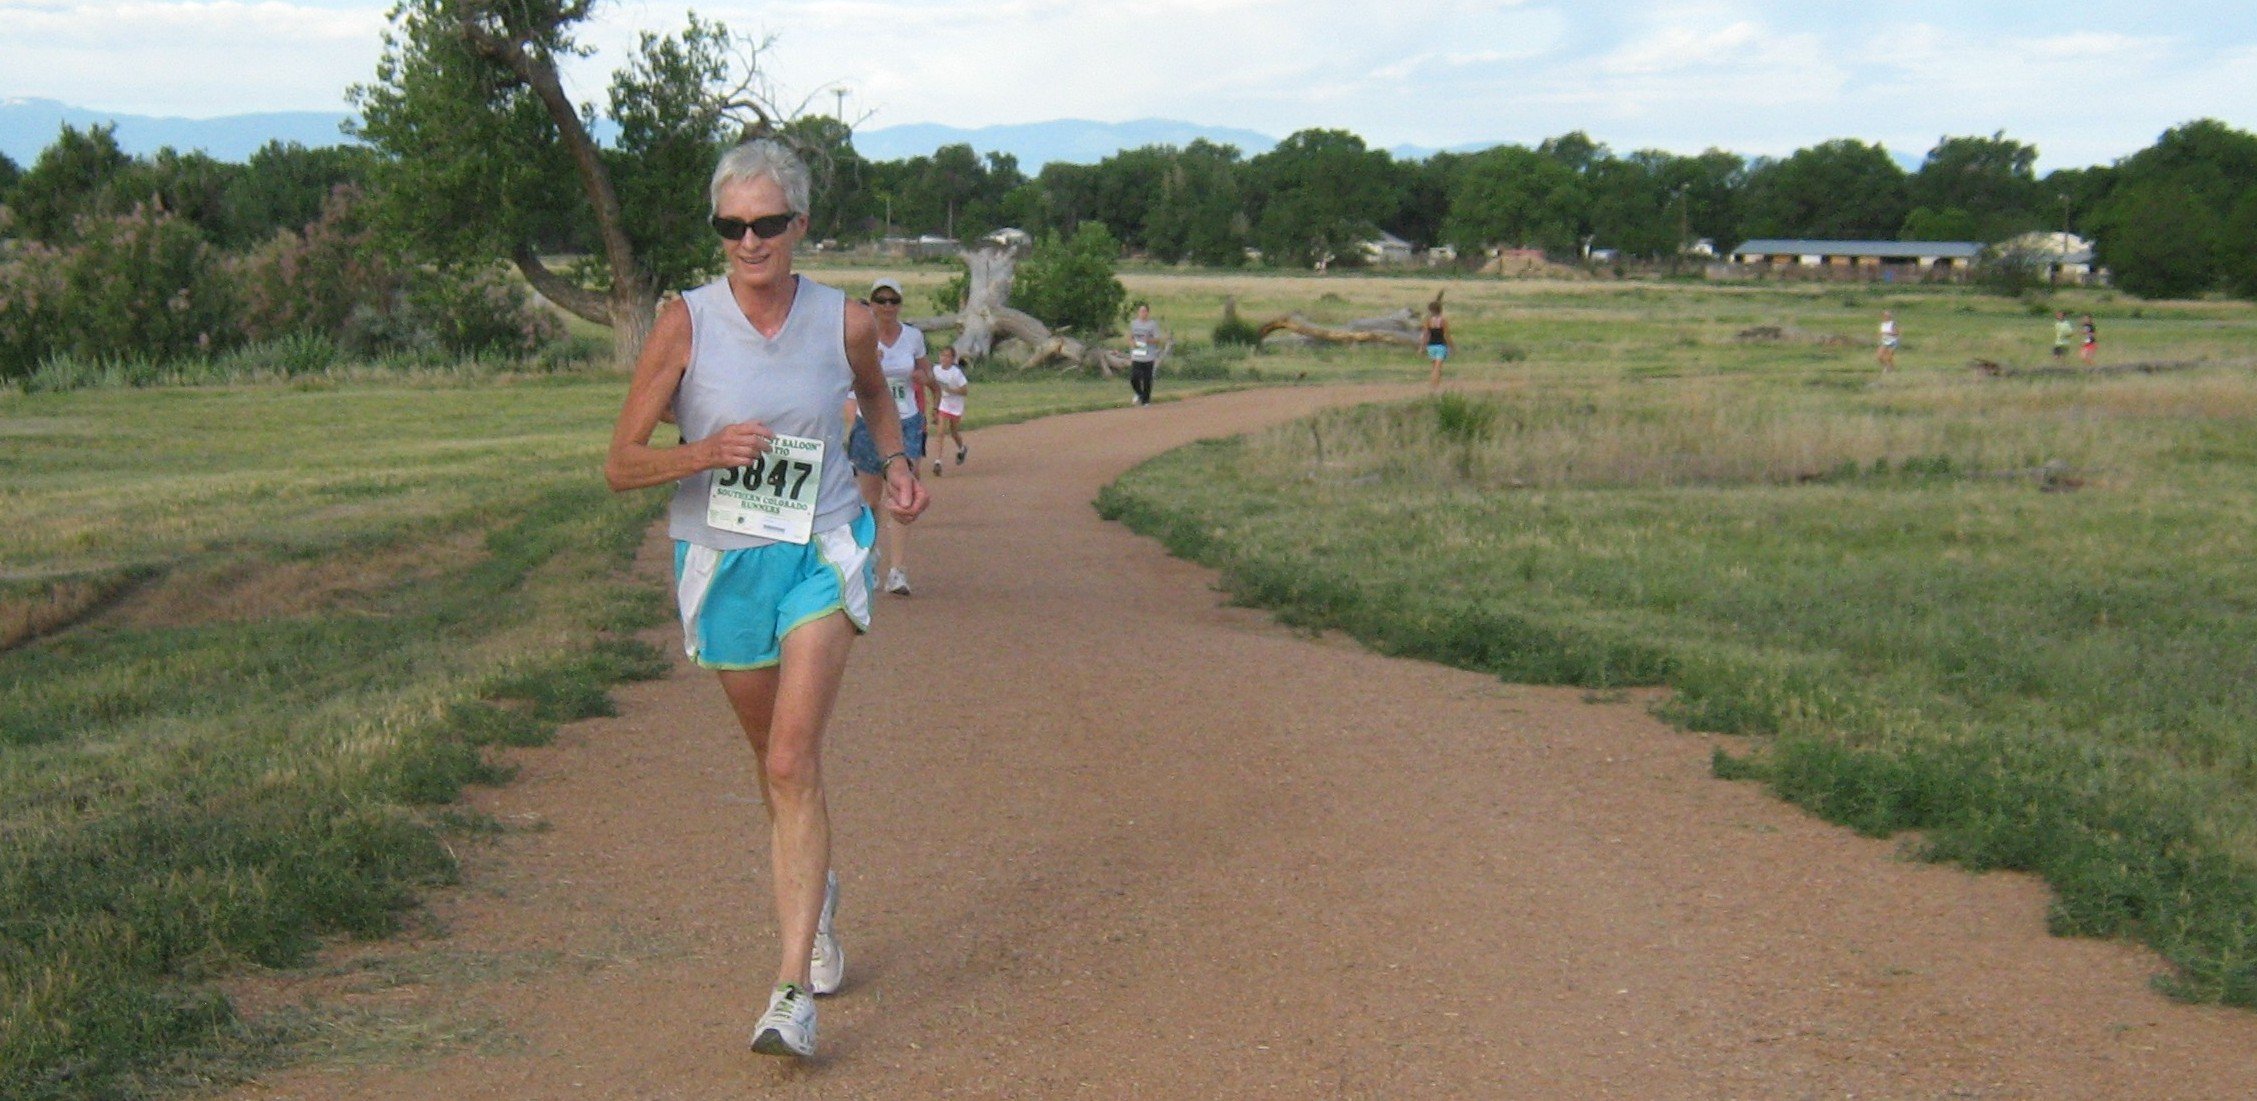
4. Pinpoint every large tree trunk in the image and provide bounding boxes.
[455,2,654,370]
[951,237,1027,360]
